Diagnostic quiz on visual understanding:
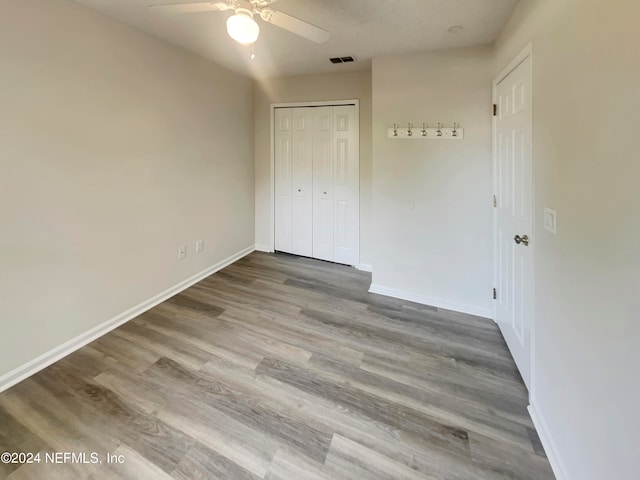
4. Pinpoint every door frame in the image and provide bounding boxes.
[492,43,535,397]
[269,100,360,261]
